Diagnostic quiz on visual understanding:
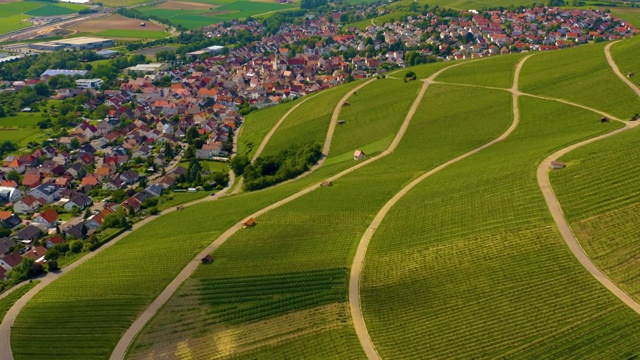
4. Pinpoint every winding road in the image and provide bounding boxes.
[348,55,531,359]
